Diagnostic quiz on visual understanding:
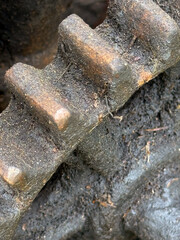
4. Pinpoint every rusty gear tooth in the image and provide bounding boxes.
[5,63,71,132]
[110,0,180,64]
[58,14,135,110]
[106,0,180,89]
[59,14,133,88]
